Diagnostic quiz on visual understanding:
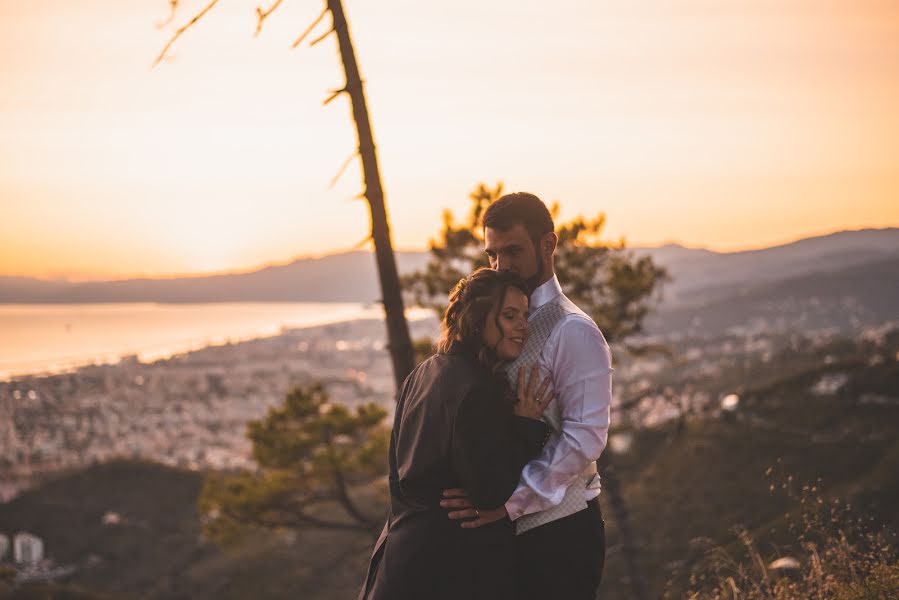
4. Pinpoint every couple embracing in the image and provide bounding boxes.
[359,193,612,600]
